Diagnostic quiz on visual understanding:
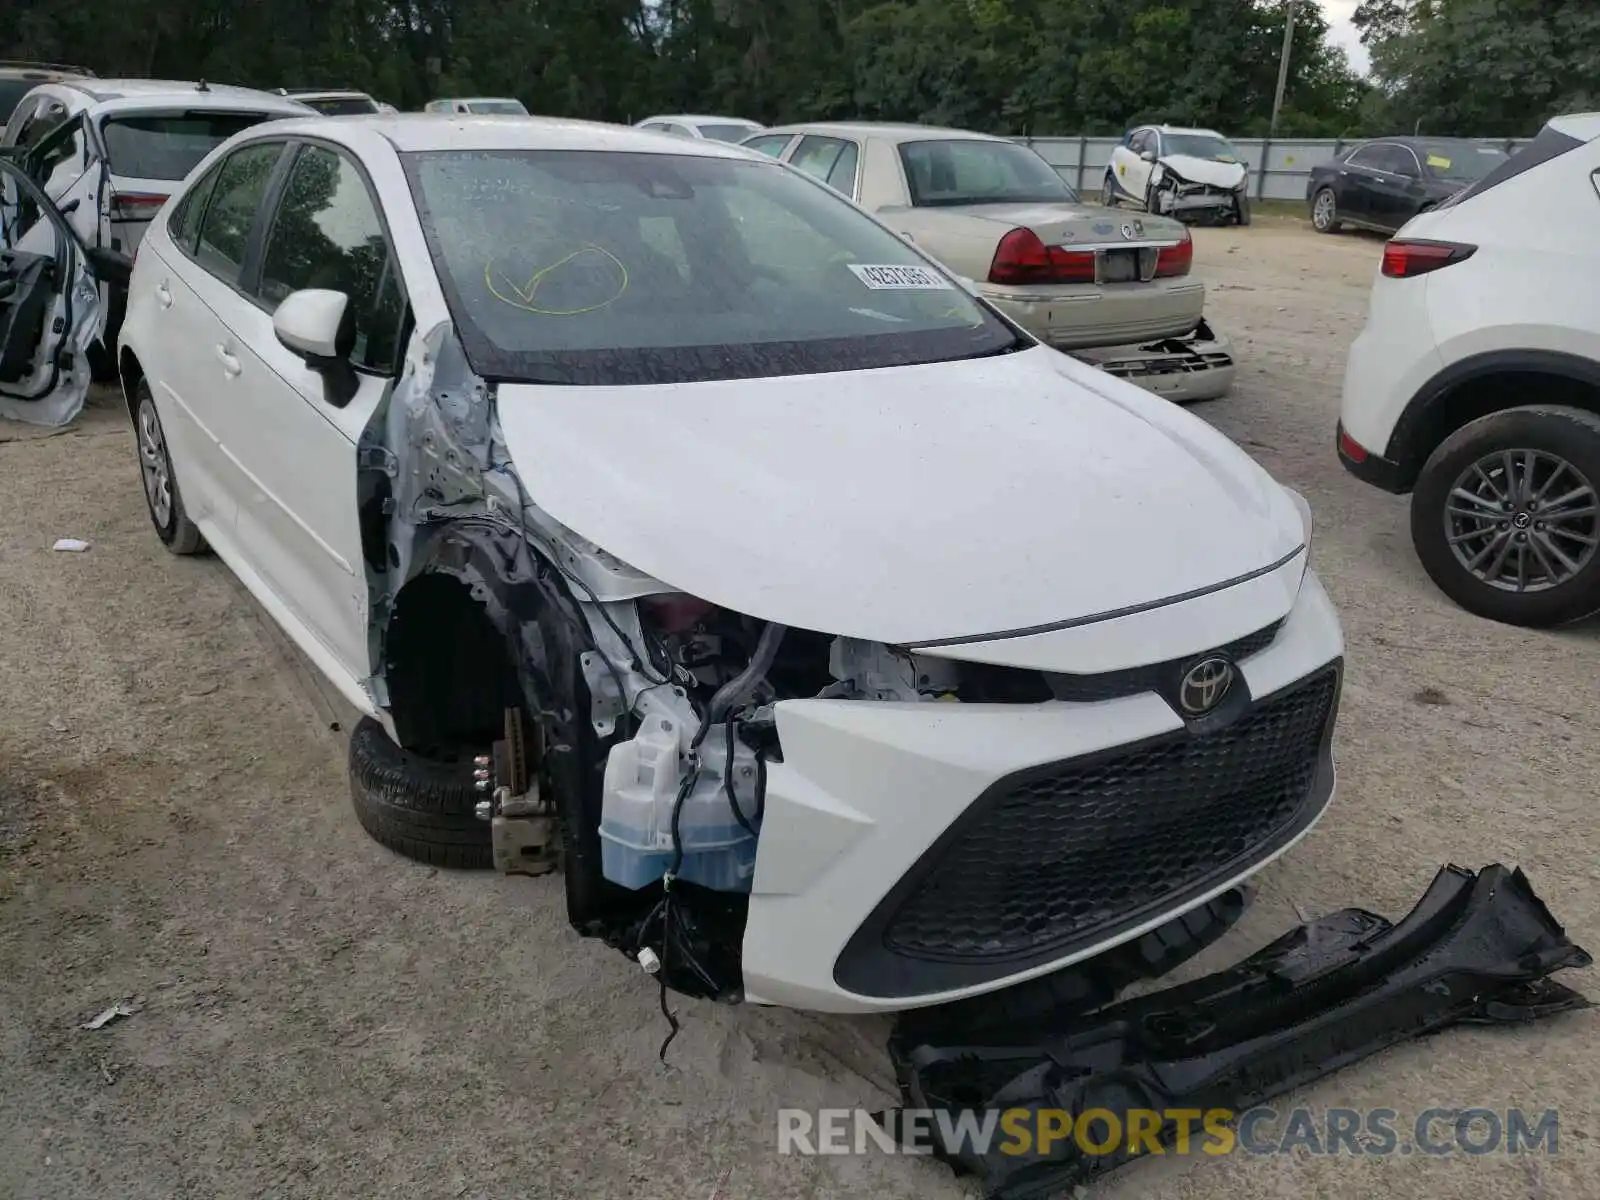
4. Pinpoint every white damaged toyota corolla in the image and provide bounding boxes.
[117,115,1343,1014]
